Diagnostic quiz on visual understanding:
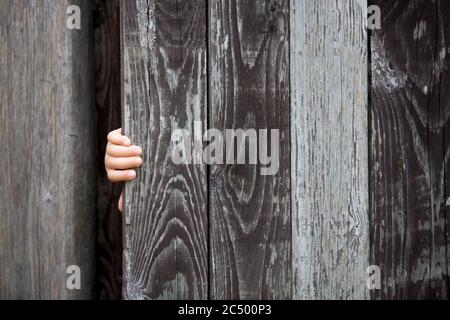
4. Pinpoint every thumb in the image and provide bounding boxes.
[118,193,123,213]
